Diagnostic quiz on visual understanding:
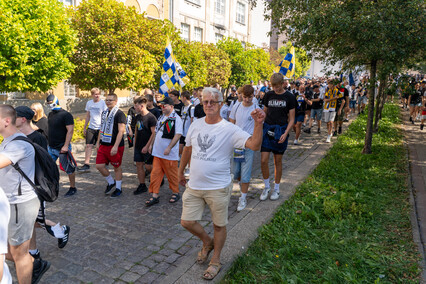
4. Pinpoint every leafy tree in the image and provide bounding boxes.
[278,42,311,79]
[0,0,76,92]
[201,43,231,87]
[70,0,157,93]
[217,37,274,88]
[265,0,425,154]
[174,41,208,90]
